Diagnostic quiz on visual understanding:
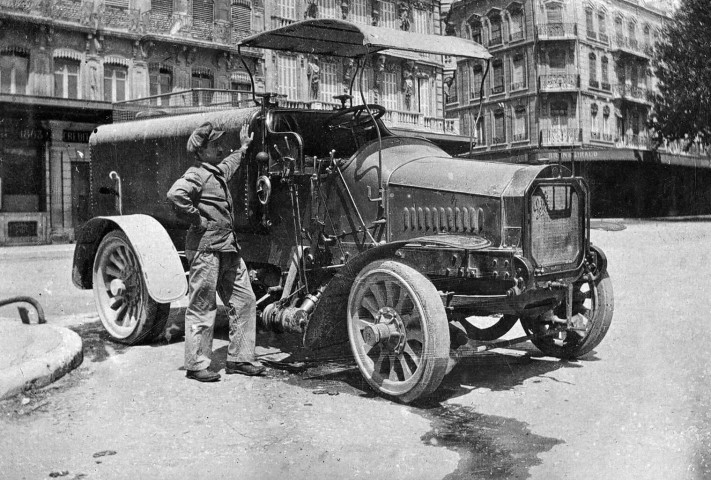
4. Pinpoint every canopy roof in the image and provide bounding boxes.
[238,19,491,60]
